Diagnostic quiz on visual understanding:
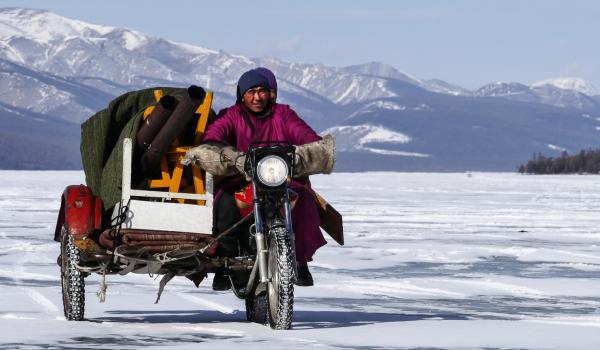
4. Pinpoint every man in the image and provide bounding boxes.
[183,69,334,289]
